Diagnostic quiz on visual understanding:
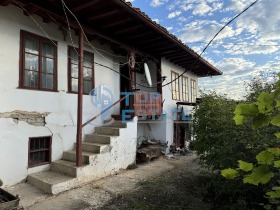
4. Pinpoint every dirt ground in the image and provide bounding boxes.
[24,153,213,210]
